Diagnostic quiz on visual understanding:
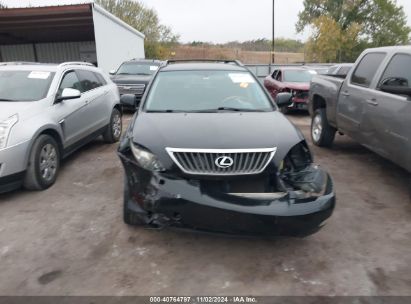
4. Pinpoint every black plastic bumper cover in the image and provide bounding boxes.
[0,171,25,194]
[119,154,335,237]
